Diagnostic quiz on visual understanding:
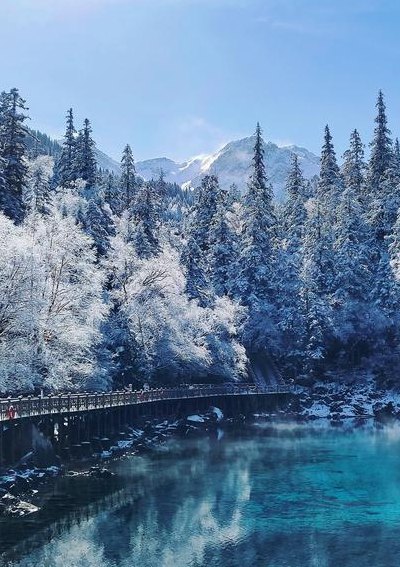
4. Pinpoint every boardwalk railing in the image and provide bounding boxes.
[0,383,293,422]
